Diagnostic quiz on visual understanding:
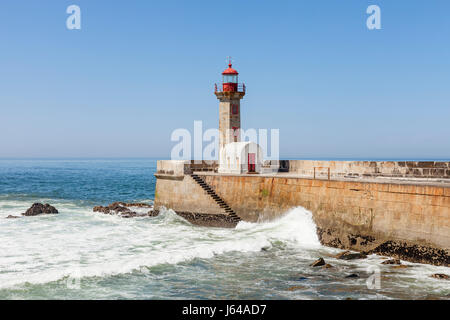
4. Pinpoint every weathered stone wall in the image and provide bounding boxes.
[154,160,450,265]
[201,174,449,265]
[155,160,186,176]
[155,175,226,215]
